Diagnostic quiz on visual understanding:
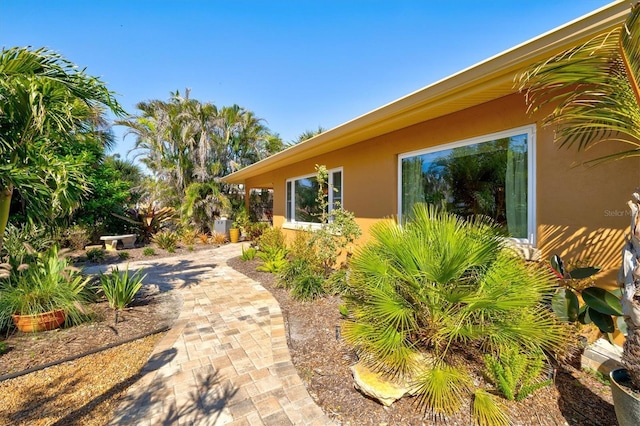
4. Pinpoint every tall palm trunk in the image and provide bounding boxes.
[621,194,640,388]
[0,185,12,251]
